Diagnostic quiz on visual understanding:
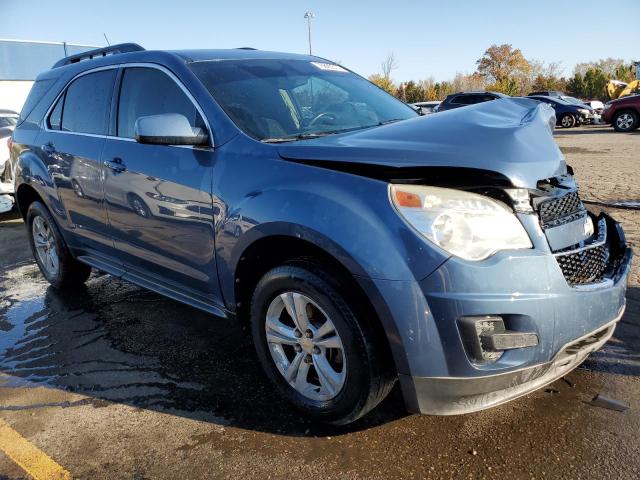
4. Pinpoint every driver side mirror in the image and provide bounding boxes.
[134,113,208,146]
